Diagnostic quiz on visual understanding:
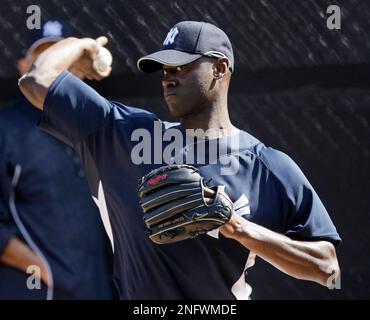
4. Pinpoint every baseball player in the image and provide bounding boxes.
[0,20,116,299]
[18,21,341,299]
